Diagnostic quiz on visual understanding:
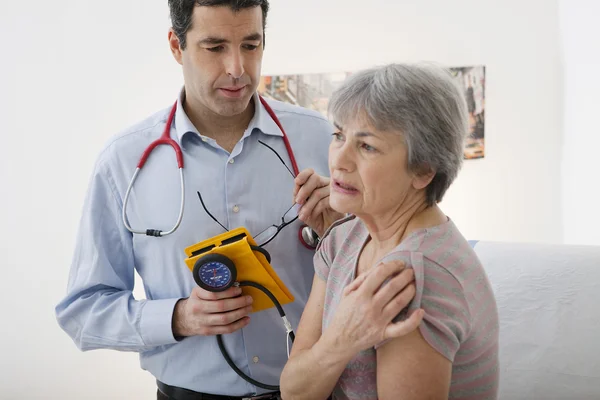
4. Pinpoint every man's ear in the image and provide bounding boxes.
[412,164,436,190]
[168,29,184,65]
